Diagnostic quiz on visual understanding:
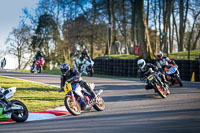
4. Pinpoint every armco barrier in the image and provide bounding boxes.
[93,58,200,82]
